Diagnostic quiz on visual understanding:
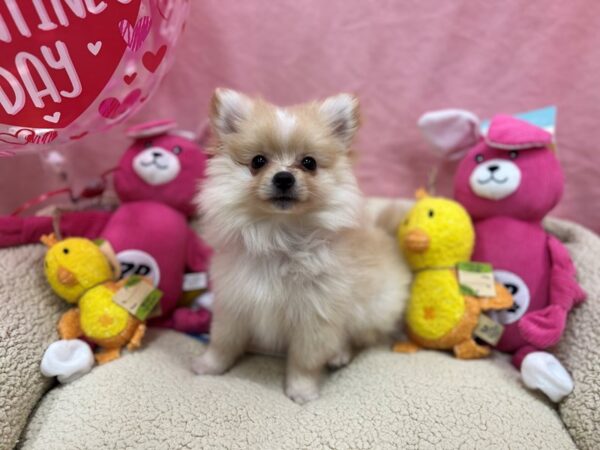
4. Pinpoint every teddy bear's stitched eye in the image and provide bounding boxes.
[173,145,182,155]
[428,210,434,218]
[251,155,268,170]
[475,154,484,163]
[62,248,69,254]
[509,151,518,160]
